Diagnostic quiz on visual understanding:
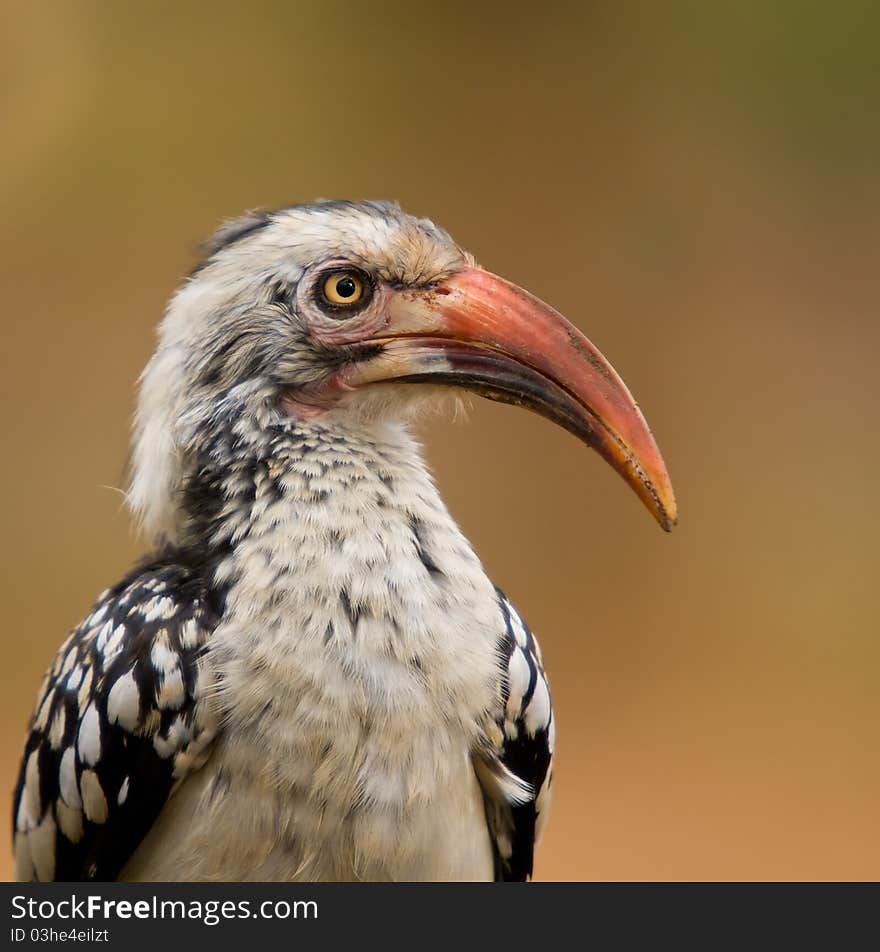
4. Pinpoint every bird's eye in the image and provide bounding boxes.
[319,269,370,310]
